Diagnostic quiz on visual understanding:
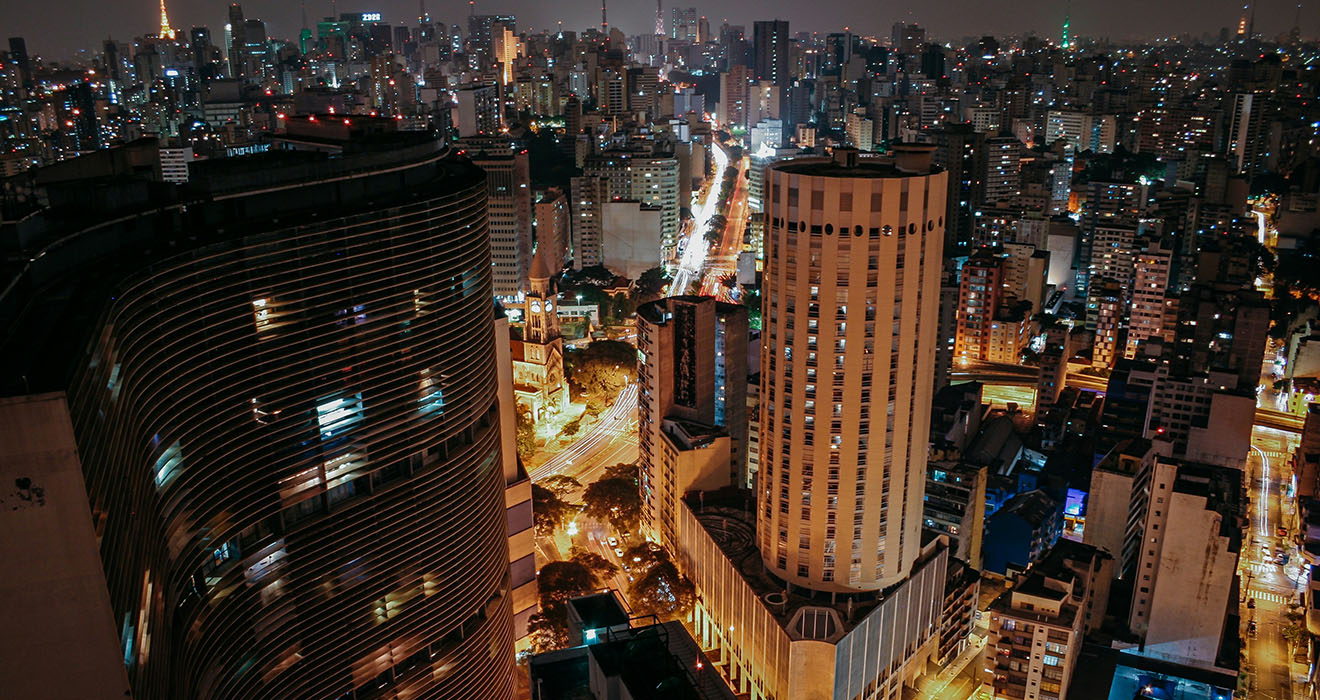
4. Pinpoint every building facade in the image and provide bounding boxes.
[0,137,517,700]
[759,145,947,591]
